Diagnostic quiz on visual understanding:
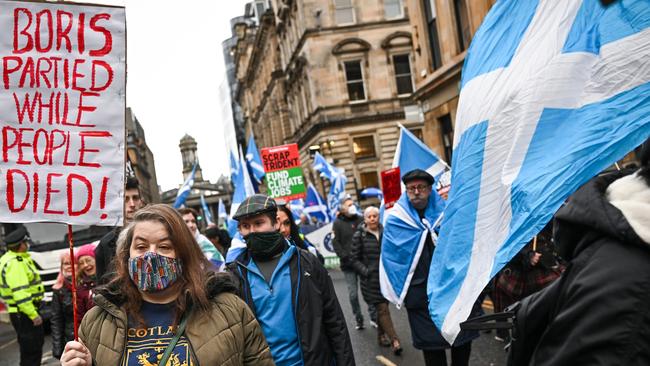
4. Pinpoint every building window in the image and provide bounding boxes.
[384,0,403,19]
[344,60,366,102]
[409,128,423,140]
[453,0,472,52]
[392,54,413,95]
[335,0,355,25]
[439,113,454,162]
[423,0,442,70]
[360,171,379,189]
[353,135,376,159]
